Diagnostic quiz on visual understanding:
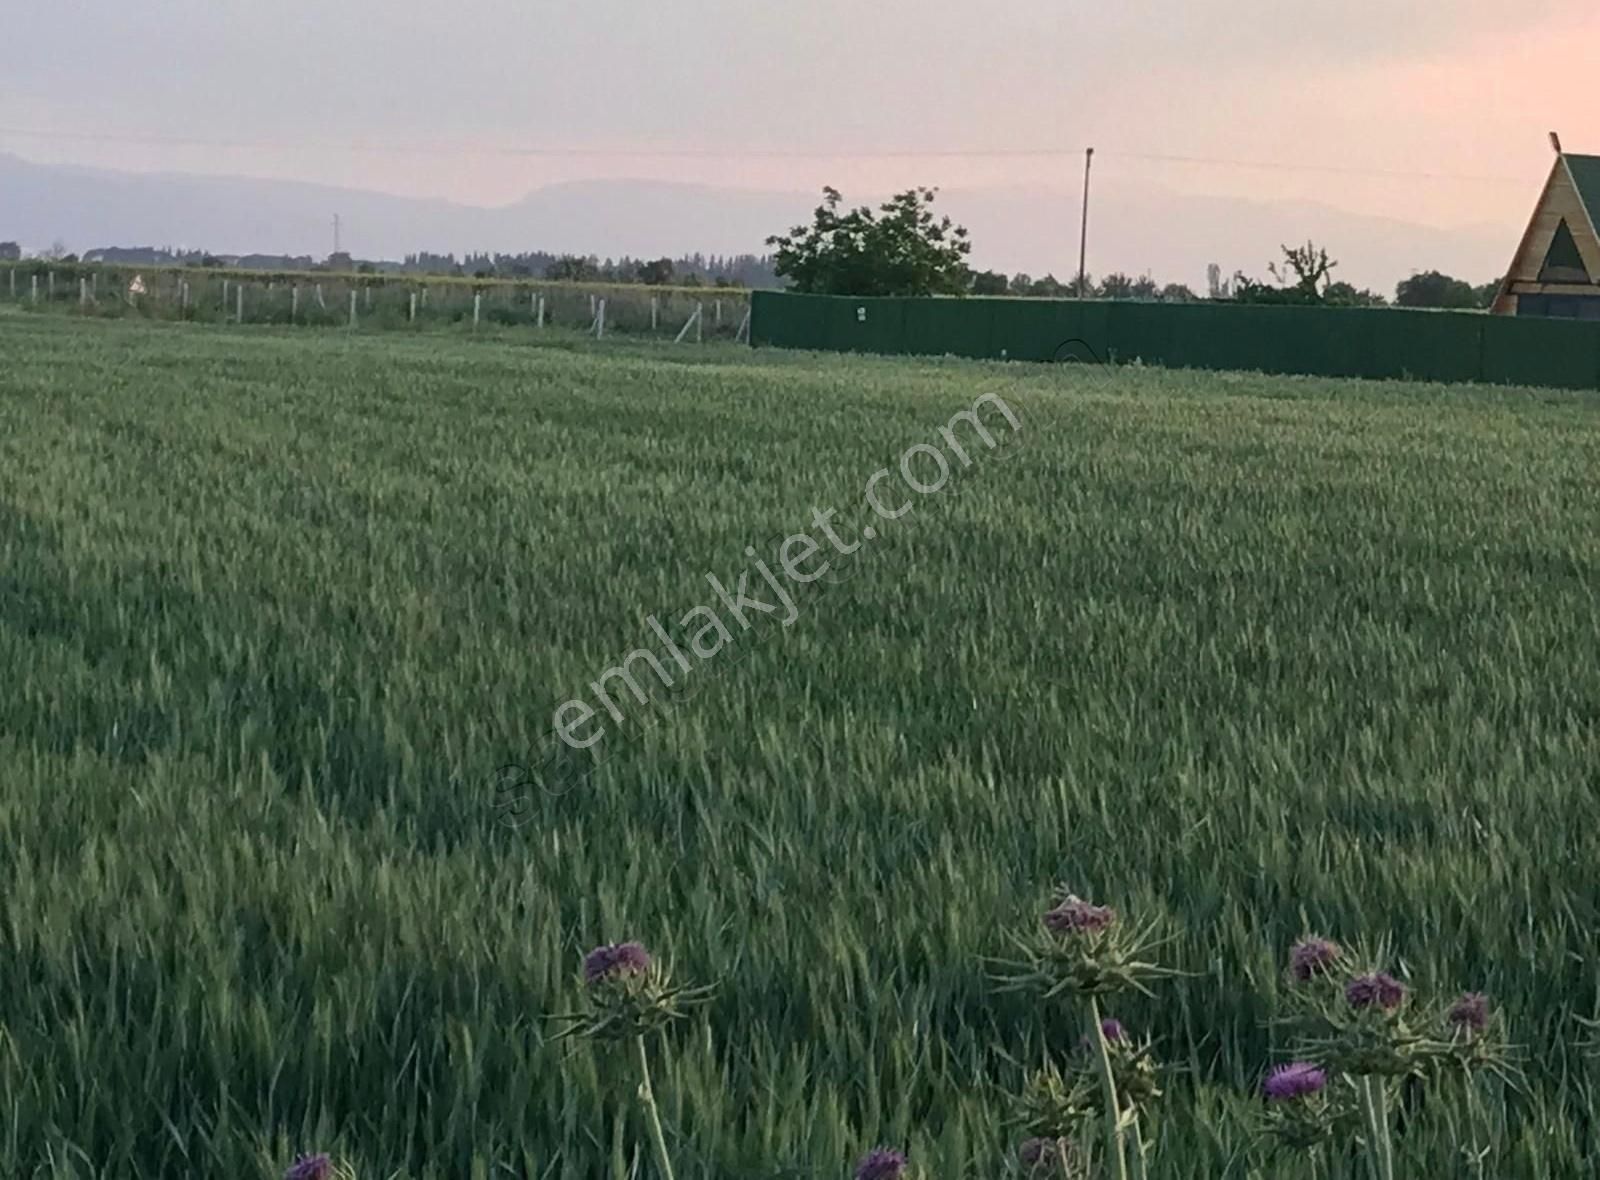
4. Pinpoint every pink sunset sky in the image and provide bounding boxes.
[4,0,1598,283]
